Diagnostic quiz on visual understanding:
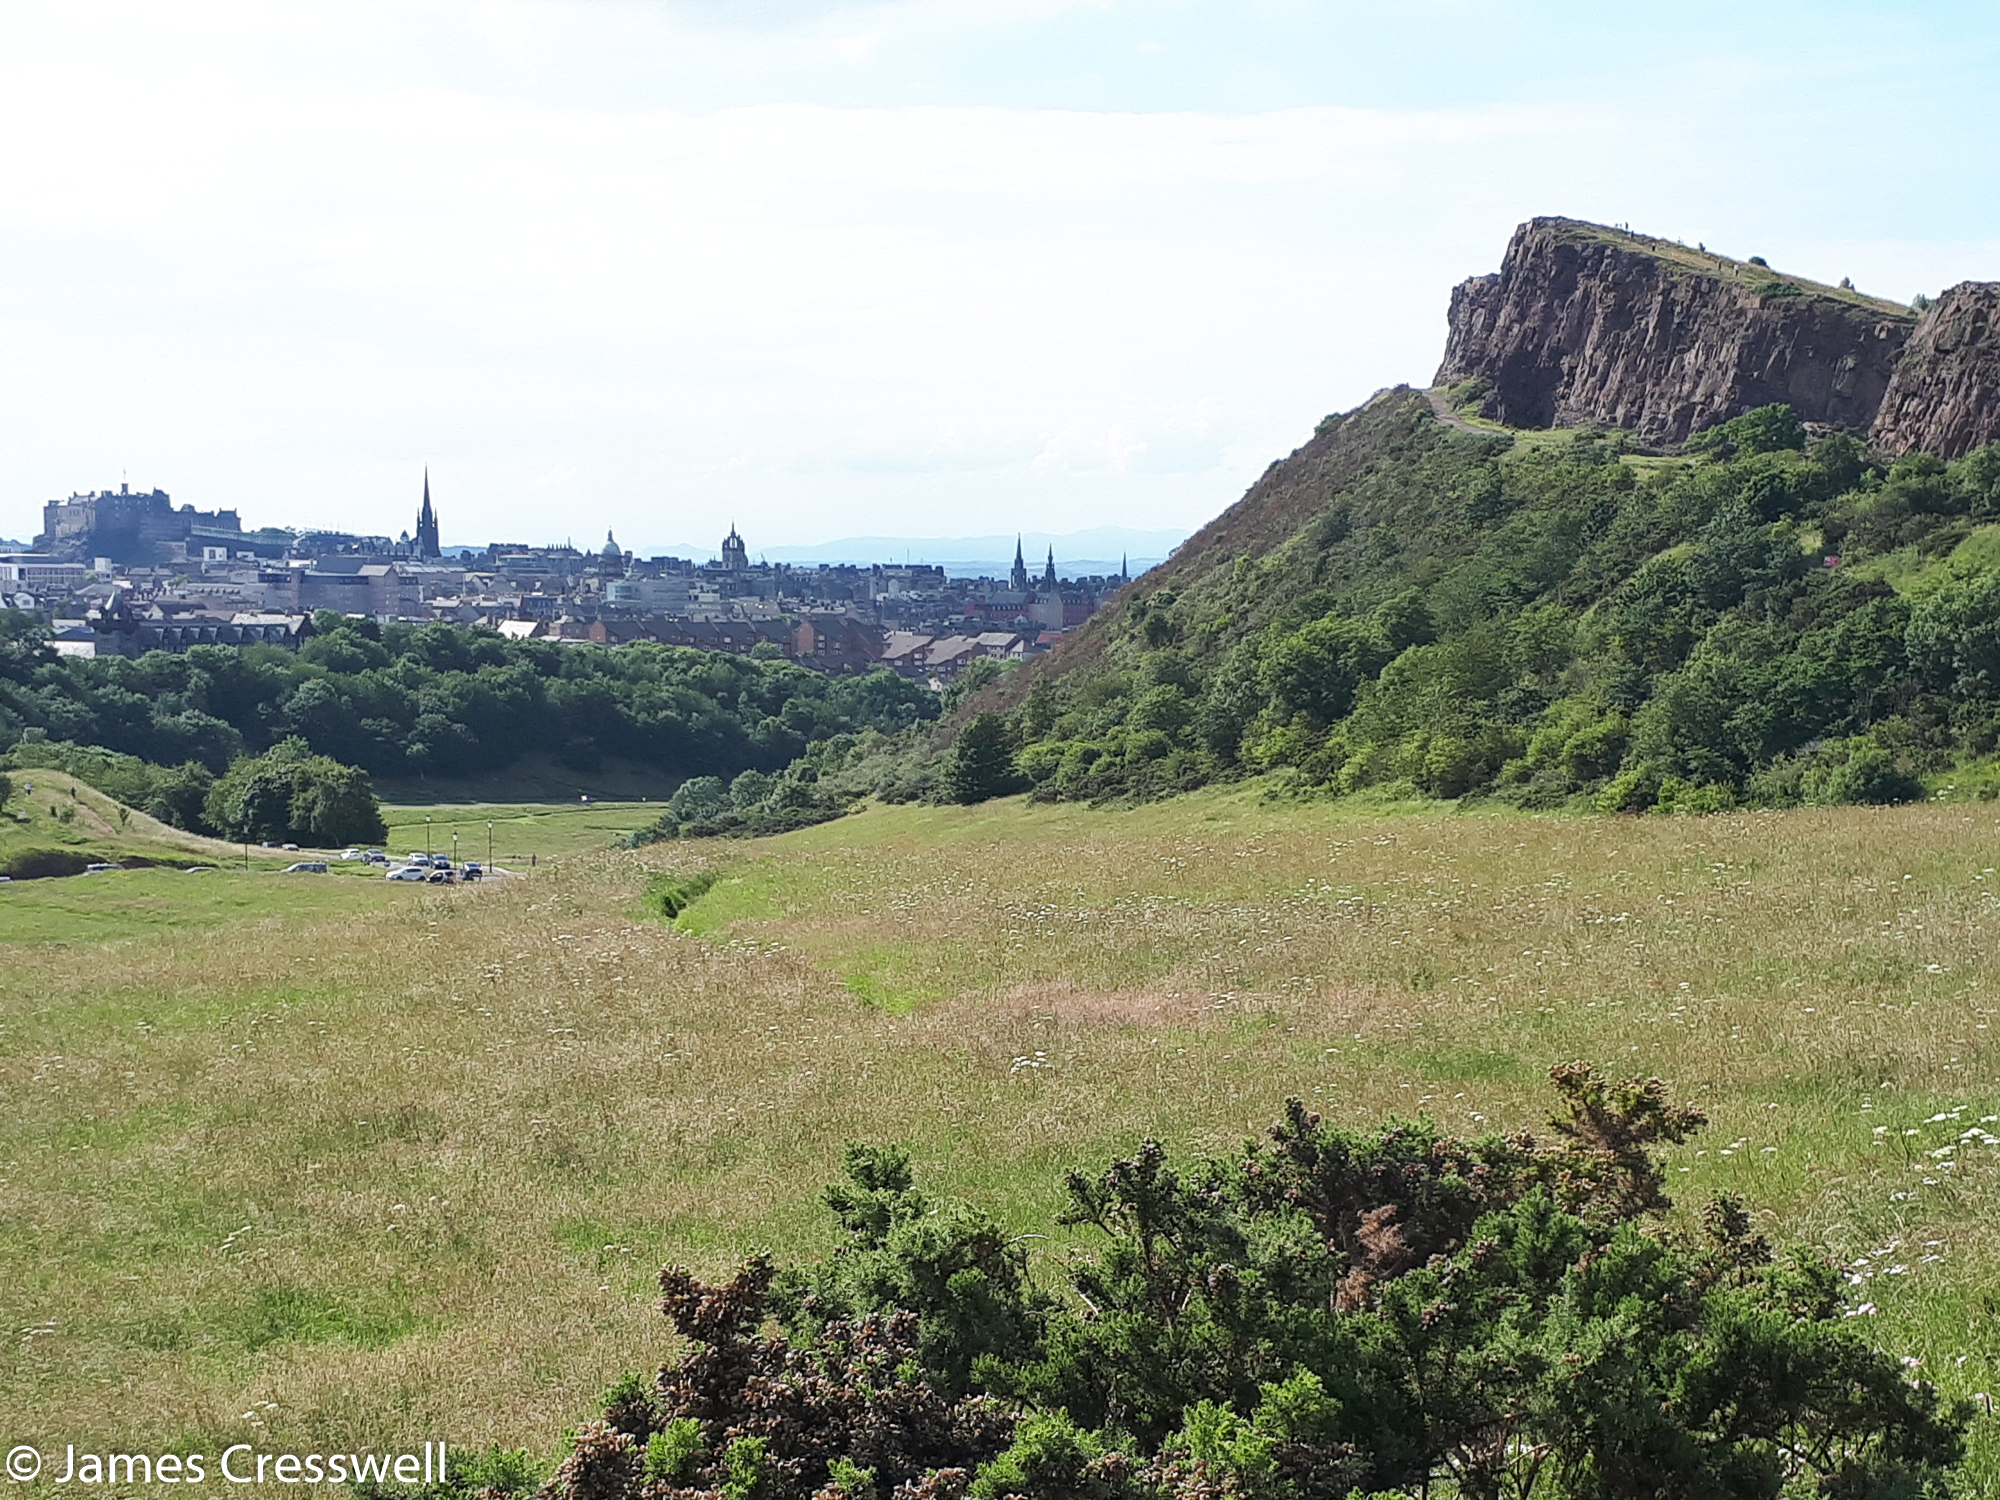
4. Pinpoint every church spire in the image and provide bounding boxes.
[1042,546,1058,590]
[415,467,441,559]
[1009,534,1029,592]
